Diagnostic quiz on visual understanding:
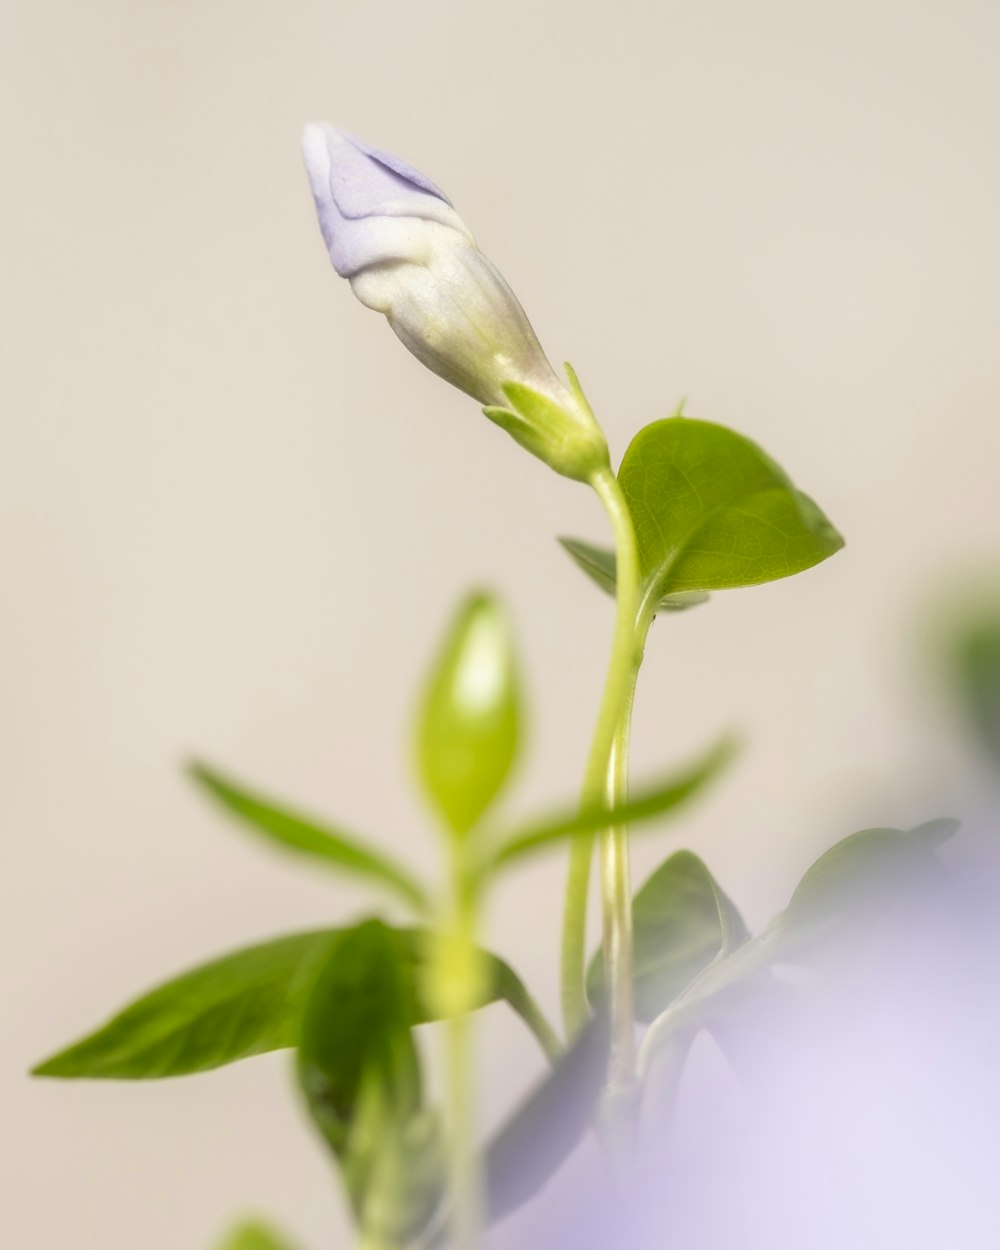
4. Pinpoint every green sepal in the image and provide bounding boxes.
[481,373,608,482]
